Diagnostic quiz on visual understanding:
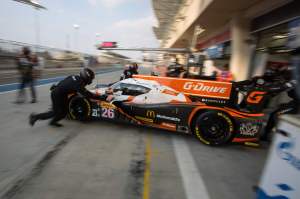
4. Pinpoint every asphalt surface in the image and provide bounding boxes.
[0,68,269,199]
